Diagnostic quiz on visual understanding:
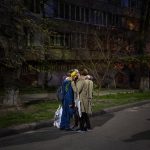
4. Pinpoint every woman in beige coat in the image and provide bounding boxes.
[71,69,92,131]
[85,75,93,115]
